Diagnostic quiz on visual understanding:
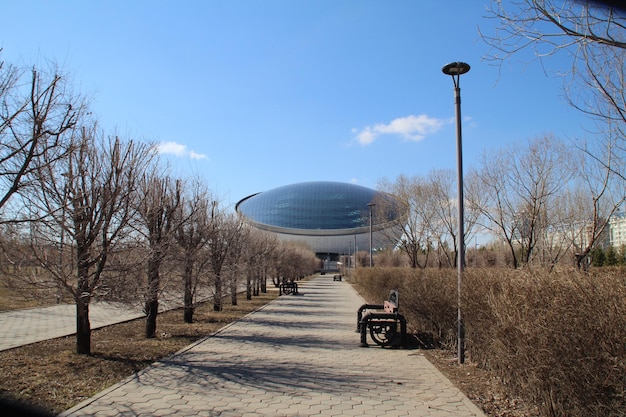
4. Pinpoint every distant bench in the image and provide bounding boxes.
[279,281,298,295]
[356,290,407,348]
